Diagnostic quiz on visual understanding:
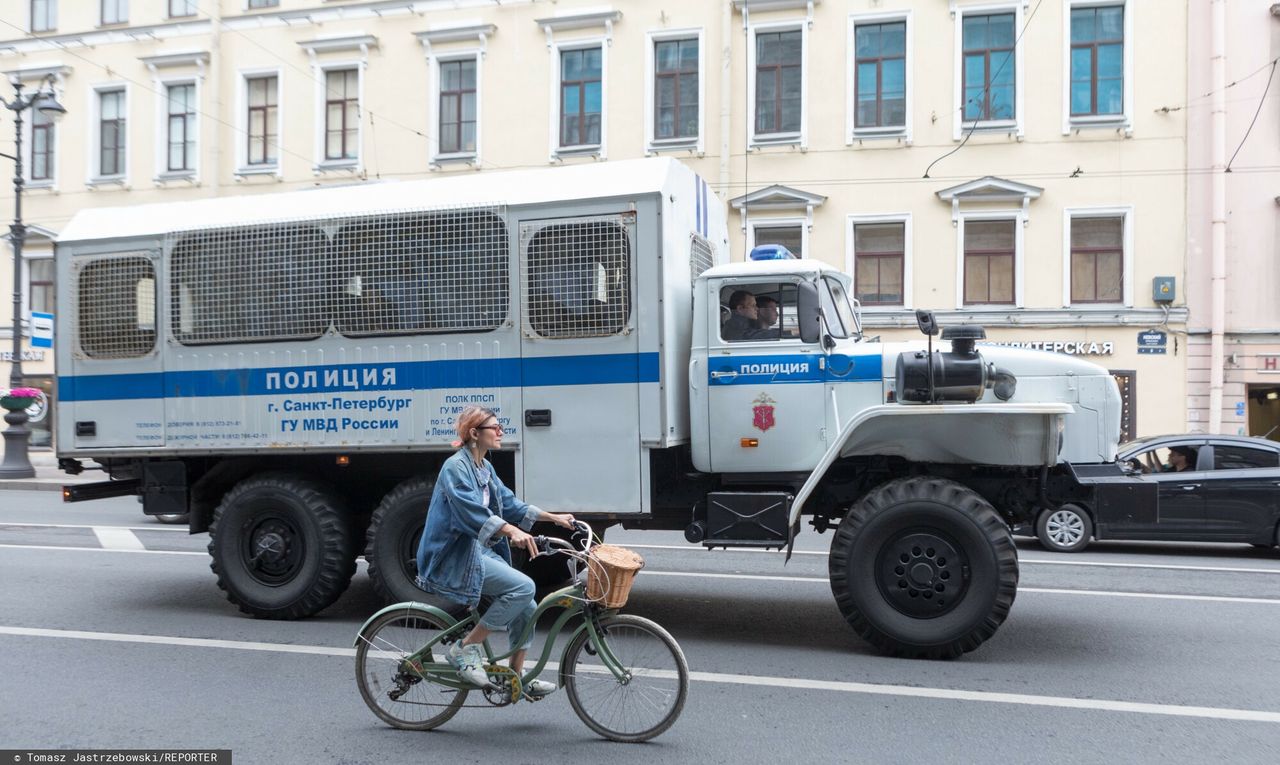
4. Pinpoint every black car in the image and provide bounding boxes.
[1031,435,1280,552]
